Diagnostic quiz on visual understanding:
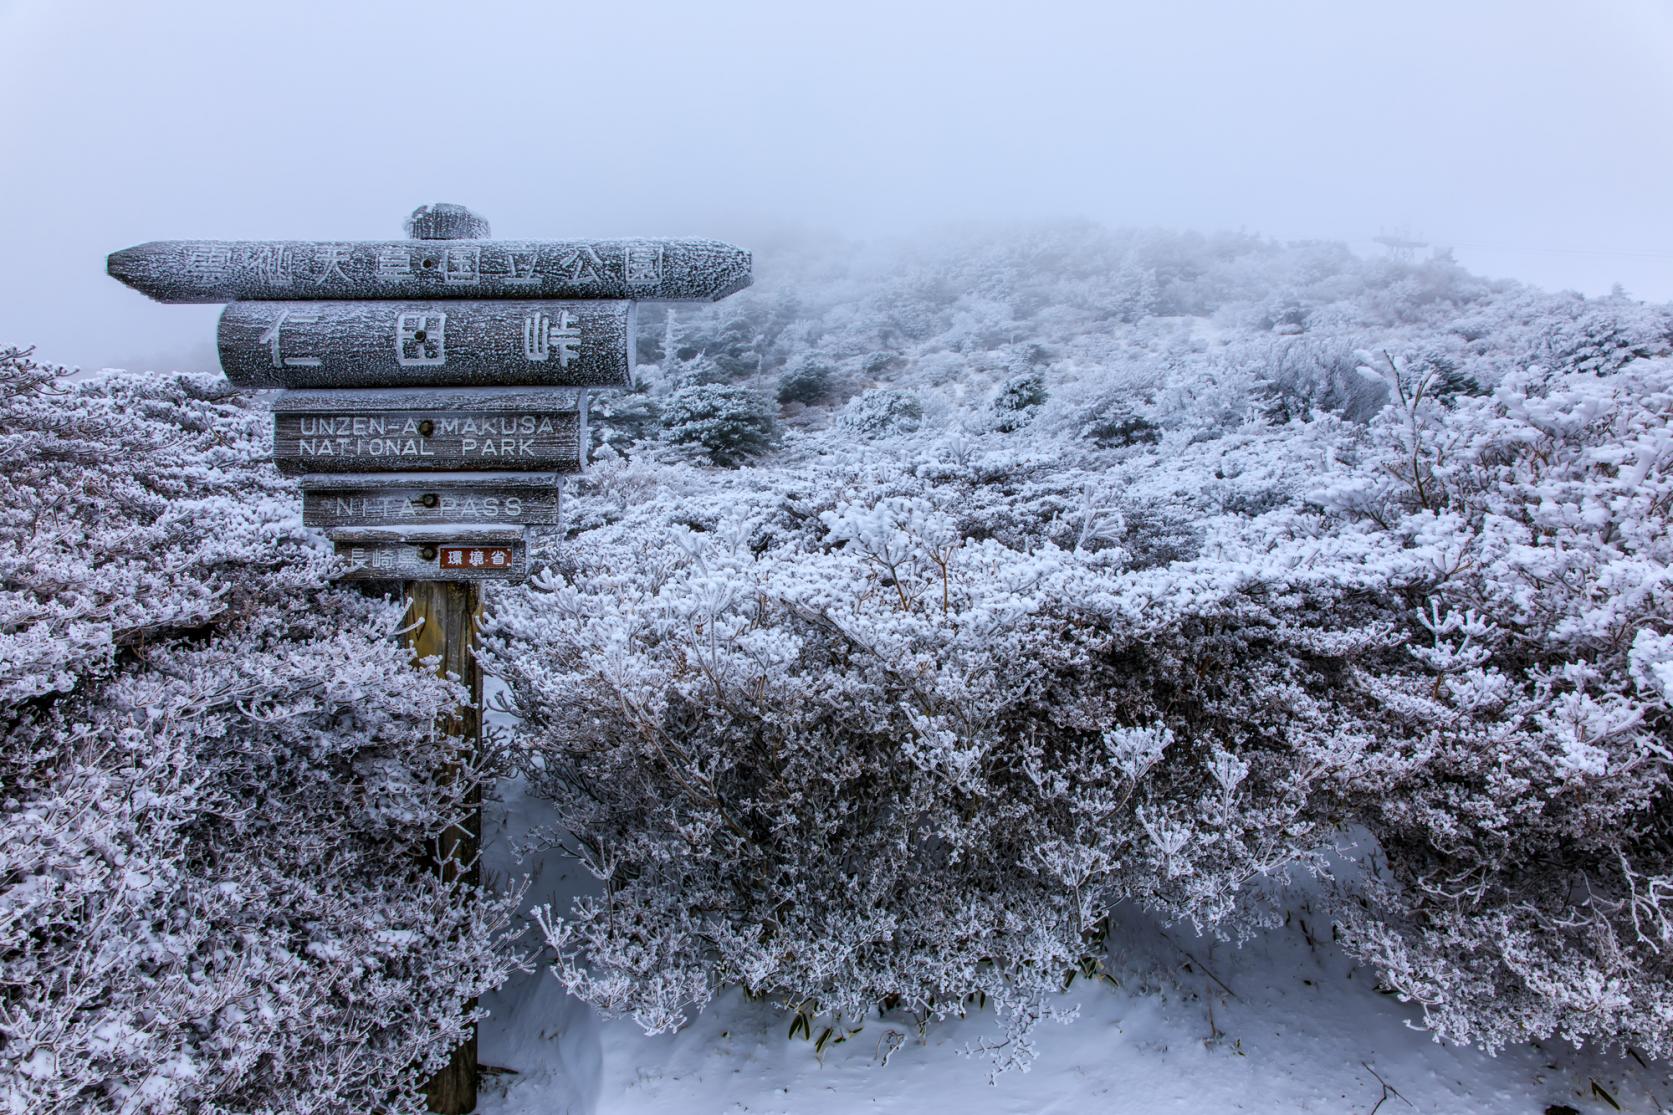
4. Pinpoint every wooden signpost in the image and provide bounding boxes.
[107,202,752,1113]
